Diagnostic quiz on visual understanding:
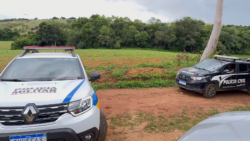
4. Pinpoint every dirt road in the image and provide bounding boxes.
[97,87,250,141]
